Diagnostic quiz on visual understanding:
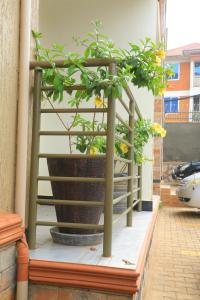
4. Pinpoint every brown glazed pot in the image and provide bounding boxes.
[47,157,105,235]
